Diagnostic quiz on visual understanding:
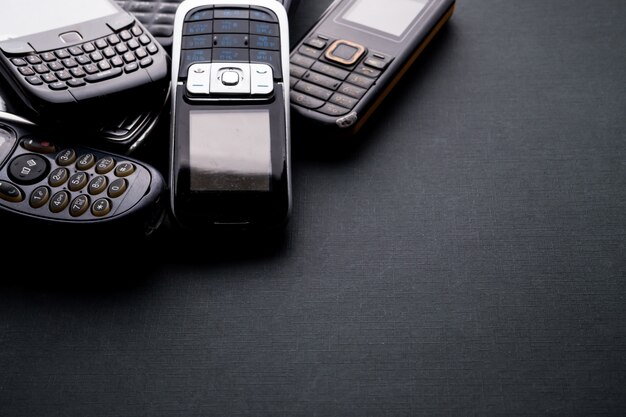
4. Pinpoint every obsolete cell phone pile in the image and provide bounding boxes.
[0,0,454,233]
